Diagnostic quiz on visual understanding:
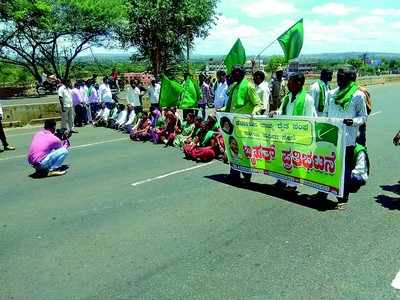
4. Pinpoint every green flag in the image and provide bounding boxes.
[159,75,184,108]
[180,77,202,109]
[224,38,246,74]
[315,122,338,146]
[277,19,304,62]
